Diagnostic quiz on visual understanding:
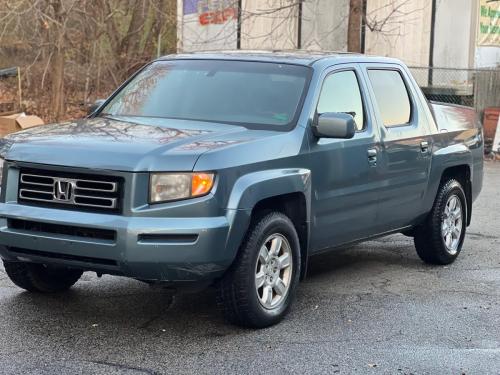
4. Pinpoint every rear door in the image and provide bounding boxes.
[361,64,433,231]
[308,64,382,252]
